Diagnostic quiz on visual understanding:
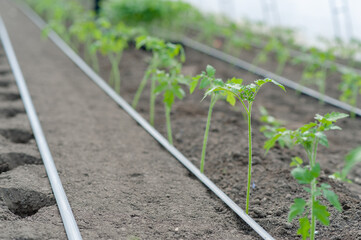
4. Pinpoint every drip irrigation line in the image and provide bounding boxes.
[0,16,82,240]
[179,36,361,117]
[16,2,275,240]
